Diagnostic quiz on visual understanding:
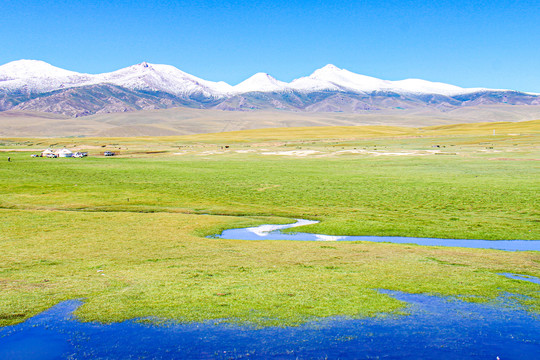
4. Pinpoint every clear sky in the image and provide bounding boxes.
[2,0,539,92]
